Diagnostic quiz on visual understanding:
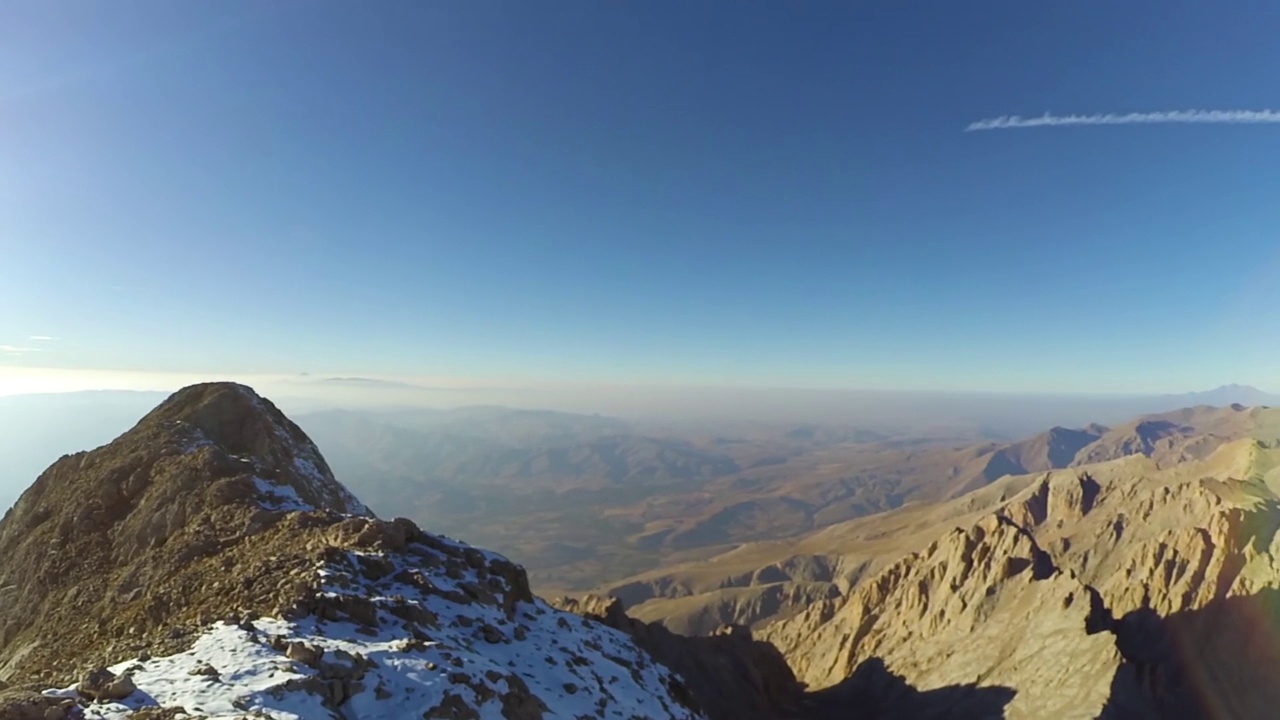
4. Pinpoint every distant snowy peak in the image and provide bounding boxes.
[45,517,702,720]
[1171,384,1279,408]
